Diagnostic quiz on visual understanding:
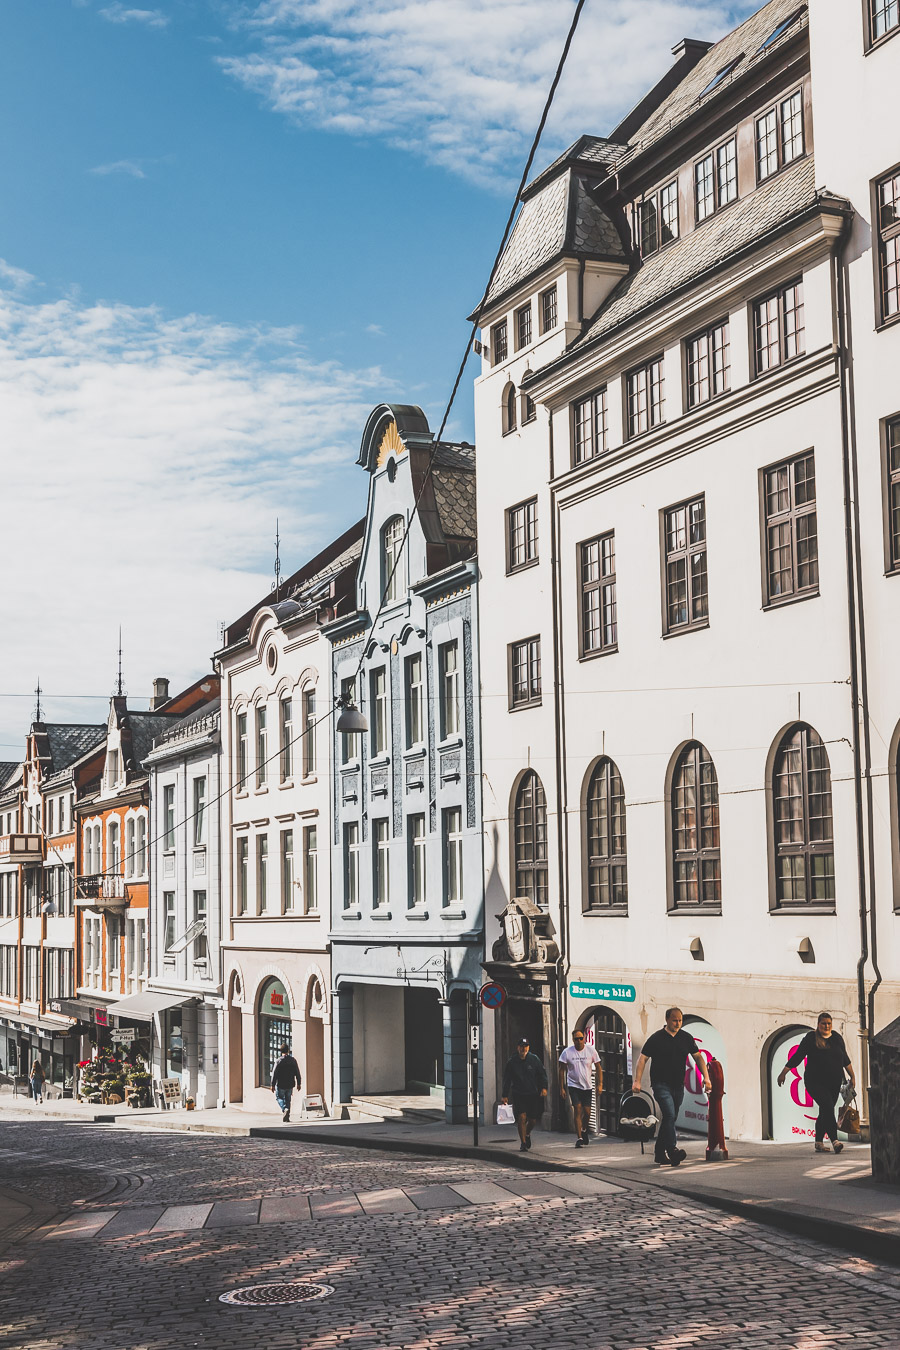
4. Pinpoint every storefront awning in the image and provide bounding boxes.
[106,991,189,1023]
